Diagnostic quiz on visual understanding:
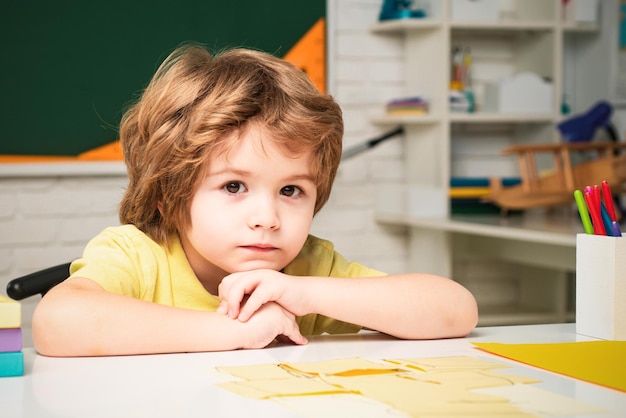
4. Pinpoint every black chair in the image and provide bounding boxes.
[6,263,71,300]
